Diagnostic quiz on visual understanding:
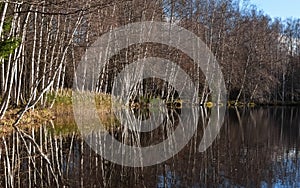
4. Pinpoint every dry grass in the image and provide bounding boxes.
[0,90,120,136]
[0,108,54,136]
